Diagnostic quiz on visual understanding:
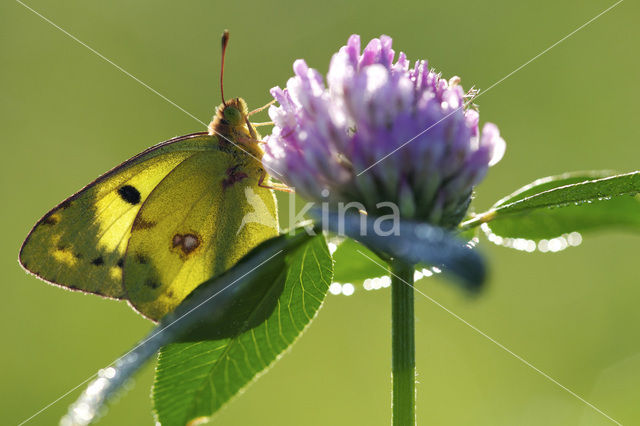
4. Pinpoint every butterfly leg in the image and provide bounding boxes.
[258,170,294,193]
[238,135,268,144]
